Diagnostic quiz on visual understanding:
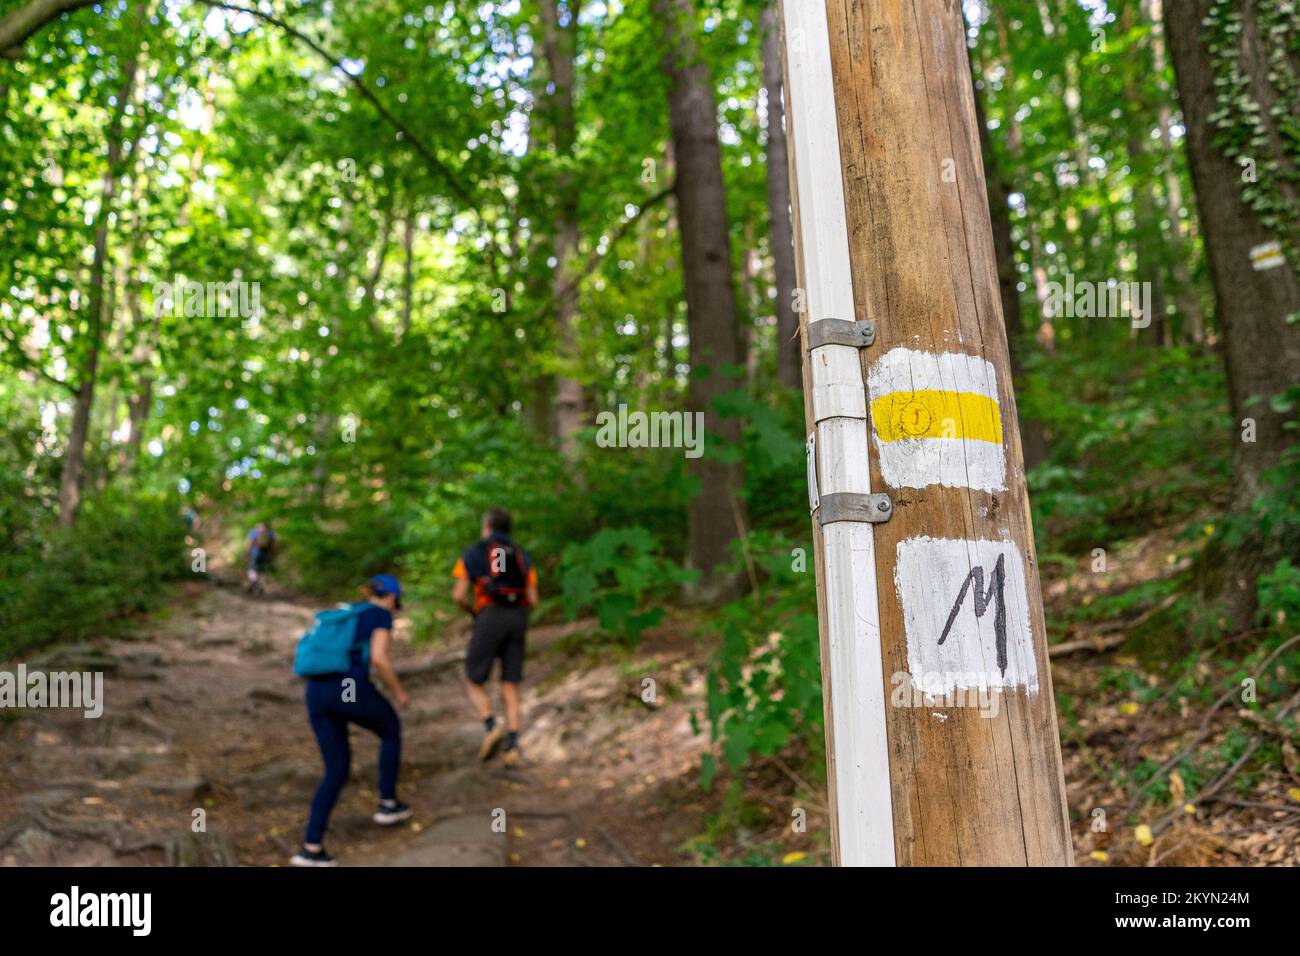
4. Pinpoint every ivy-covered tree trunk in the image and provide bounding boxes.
[1166,0,1300,625]
[657,0,745,603]
[761,3,798,389]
